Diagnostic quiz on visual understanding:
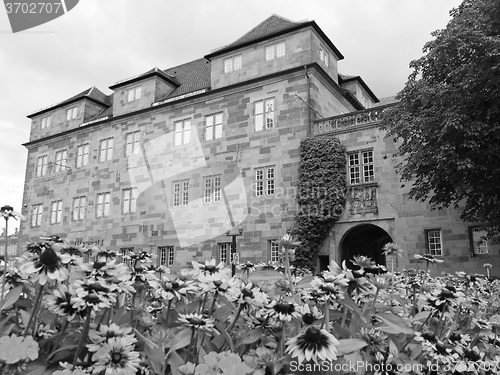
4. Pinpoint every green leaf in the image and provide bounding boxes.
[375,313,414,335]
[1,285,23,311]
[165,328,192,358]
[213,320,234,352]
[337,338,368,356]
[237,328,264,346]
